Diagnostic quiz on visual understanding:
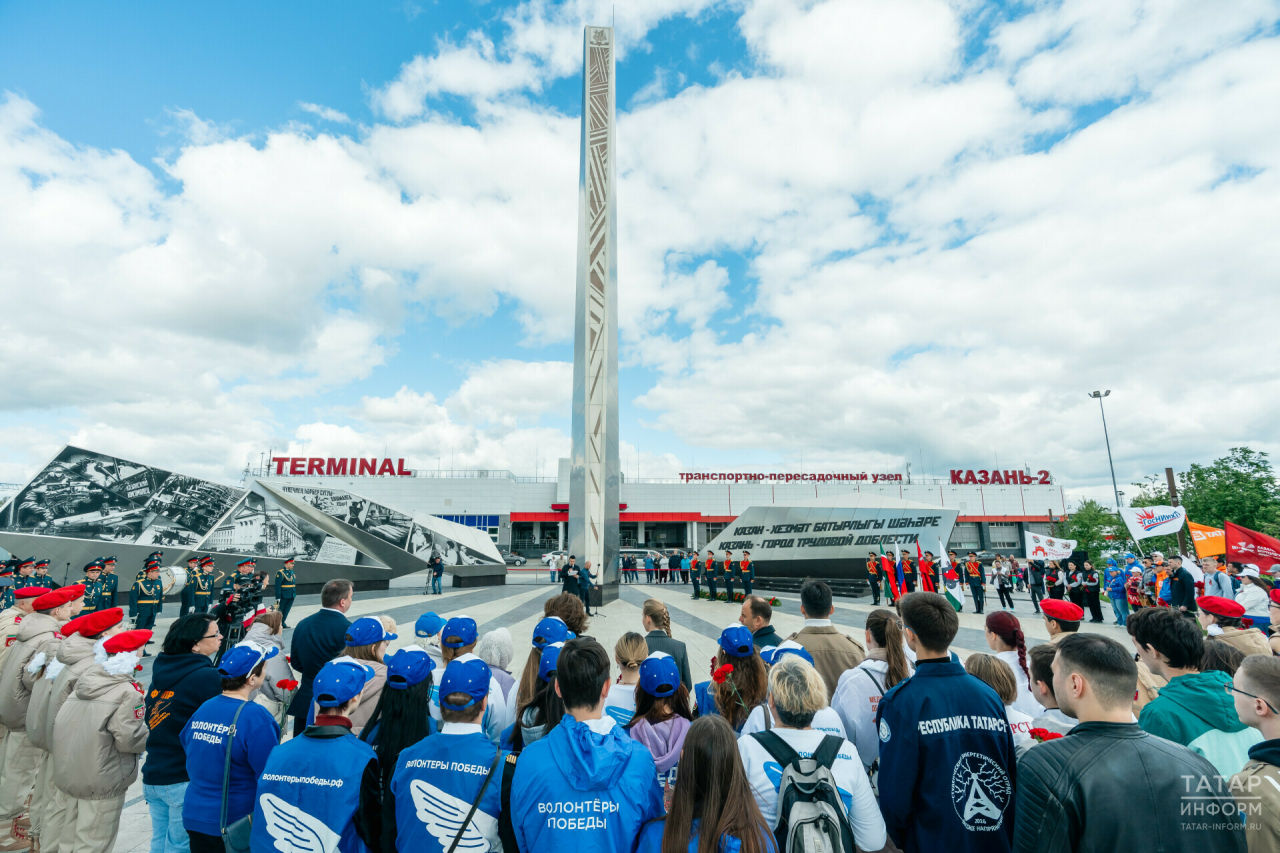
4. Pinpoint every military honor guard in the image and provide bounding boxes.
[704,549,719,600]
[190,556,215,614]
[0,561,14,612]
[901,554,916,592]
[275,557,298,627]
[99,556,119,608]
[32,560,50,585]
[174,556,197,616]
[866,551,882,605]
[131,564,163,645]
[739,550,754,596]
[688,552,701,599]
[724,550,737,600]
[13,558,40,593]
[79,561,109,613]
